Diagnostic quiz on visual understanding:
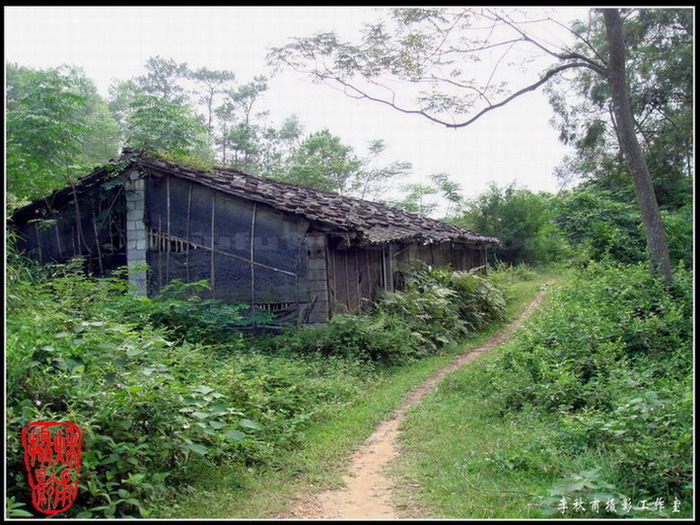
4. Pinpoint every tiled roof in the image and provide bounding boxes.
[136,155,500,246]
[12,151,500,247]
